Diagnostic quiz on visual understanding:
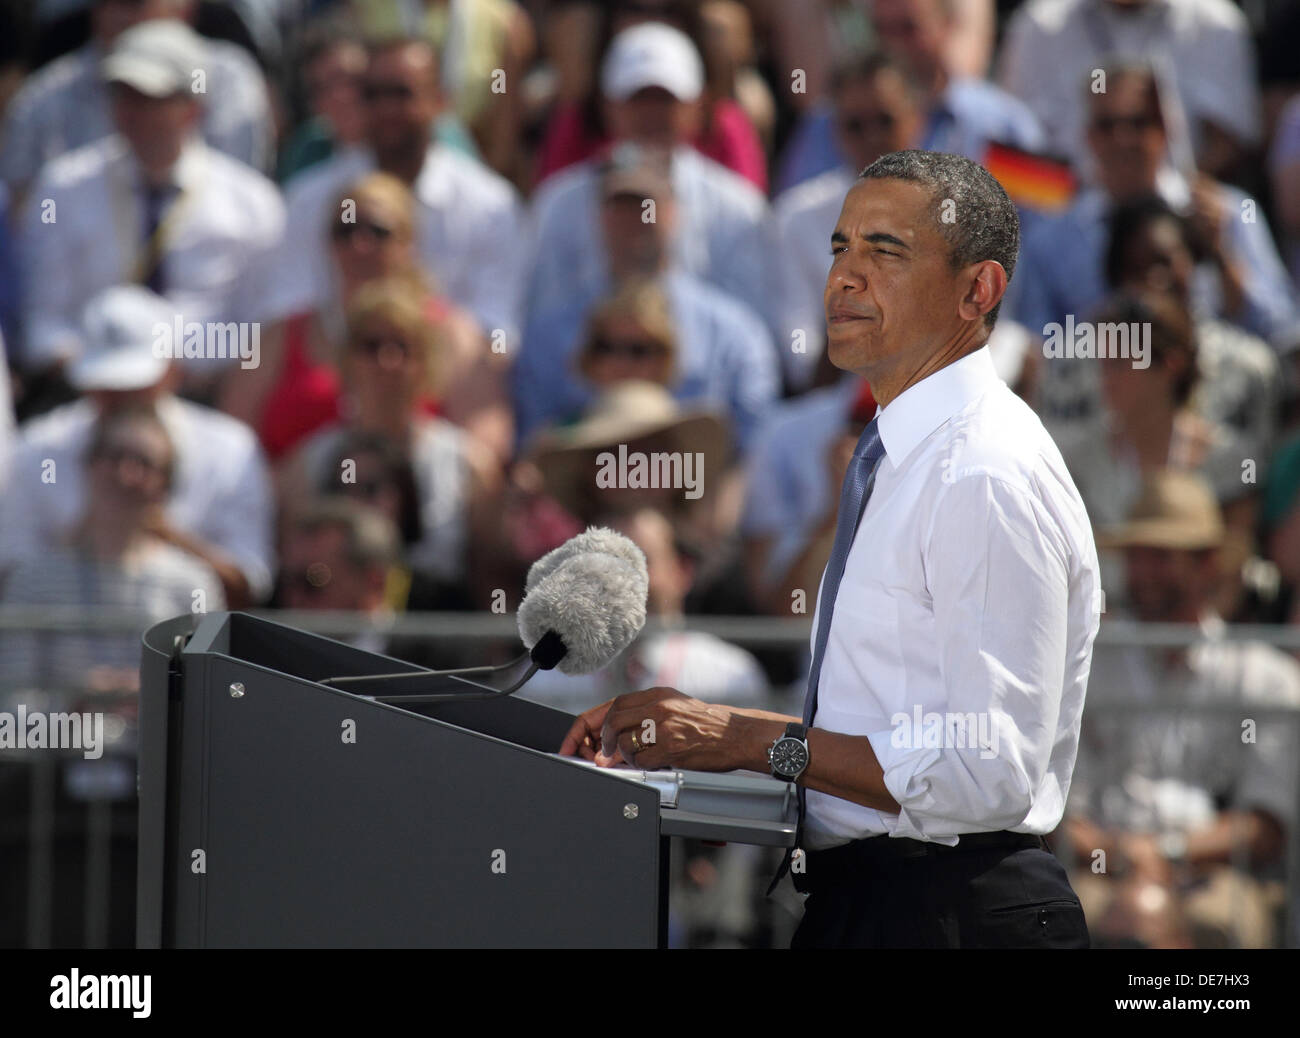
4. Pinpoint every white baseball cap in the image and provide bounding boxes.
[69,285,174,392]
[102,18,207,99]
[601,23,703,103]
